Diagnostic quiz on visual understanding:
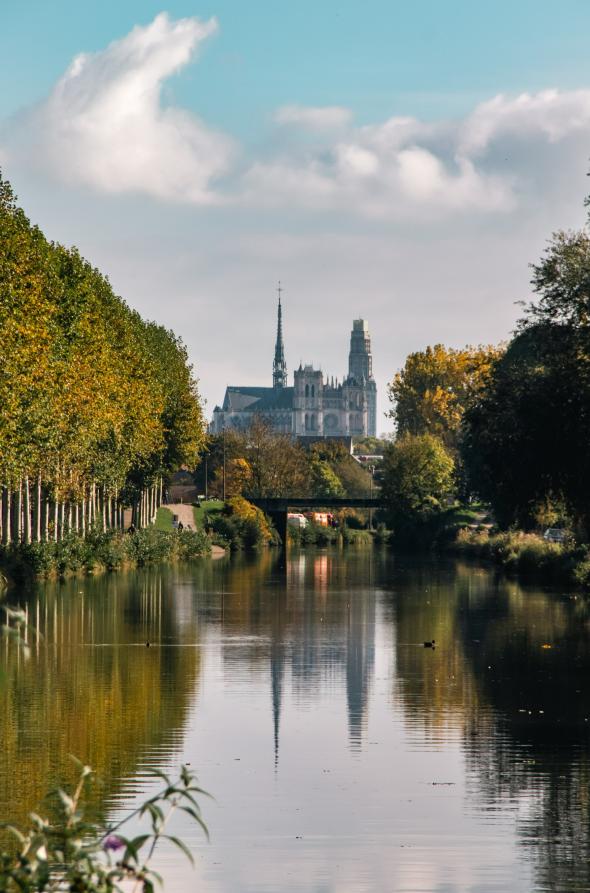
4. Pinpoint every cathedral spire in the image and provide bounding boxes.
[273,281,288,389]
